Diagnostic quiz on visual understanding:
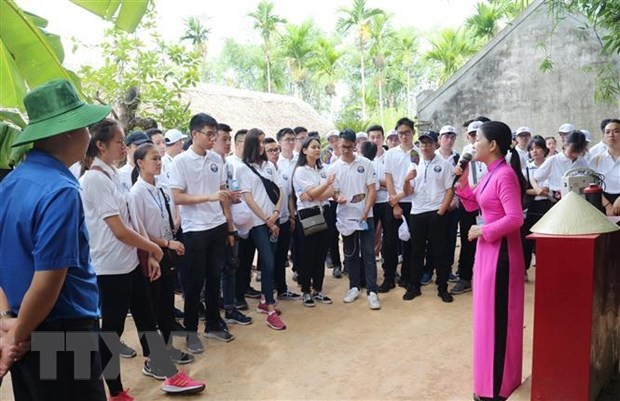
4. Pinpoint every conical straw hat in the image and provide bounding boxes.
[531,191,619,235]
